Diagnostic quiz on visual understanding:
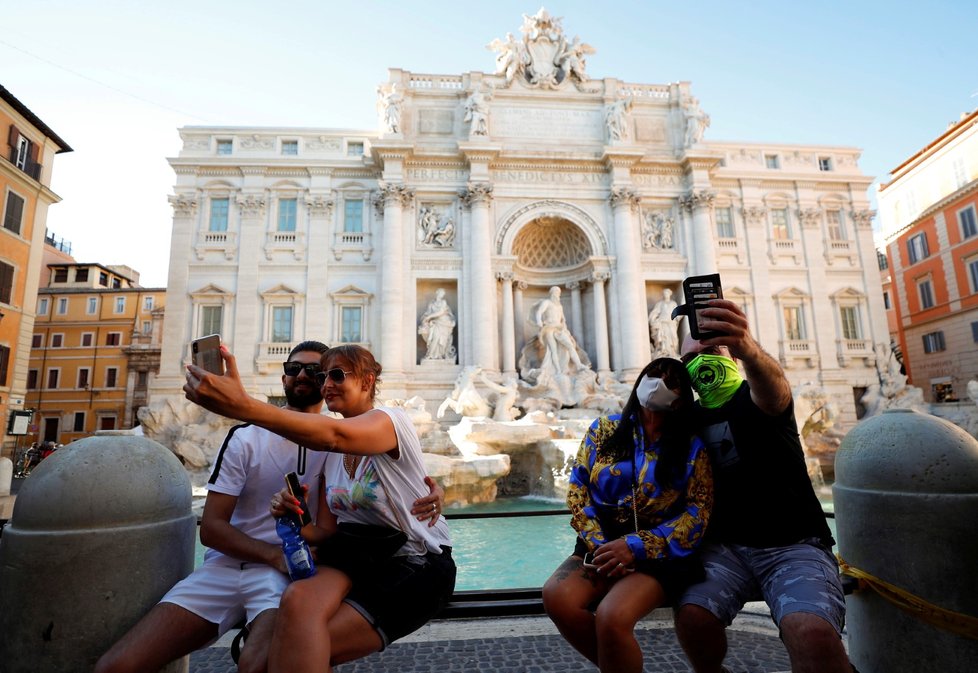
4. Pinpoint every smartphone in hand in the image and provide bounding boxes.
[191,334,224,375]
[582,551,597,569]
[285,472,312,527]
[682,274,725,340]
